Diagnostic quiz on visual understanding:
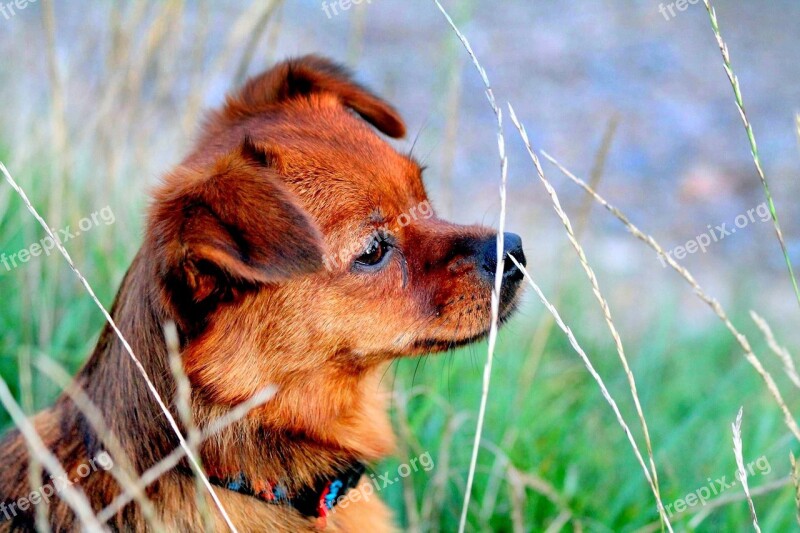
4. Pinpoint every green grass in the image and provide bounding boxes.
[2,2,799,529]
[0,150,138,424]
[1,171,798,530]
[381,289,798,531]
